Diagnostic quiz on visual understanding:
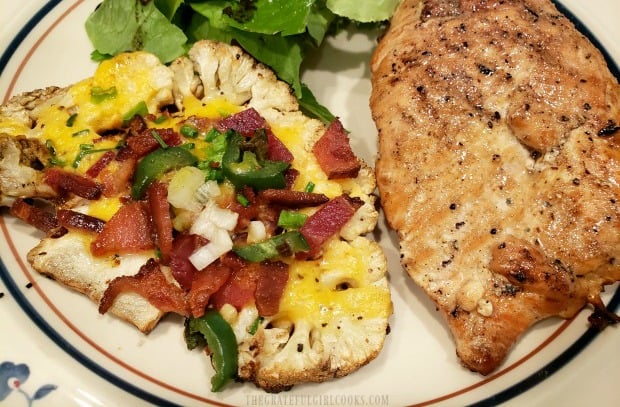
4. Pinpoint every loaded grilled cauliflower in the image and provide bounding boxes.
[0,40,392,392]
